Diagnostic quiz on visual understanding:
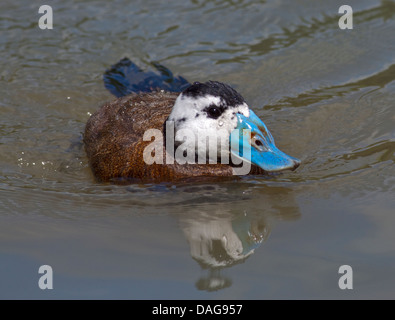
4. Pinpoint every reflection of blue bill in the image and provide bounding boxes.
[232,214,266,256]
